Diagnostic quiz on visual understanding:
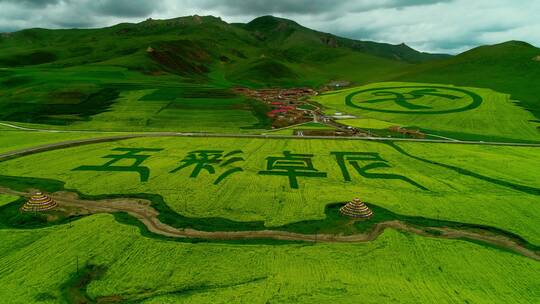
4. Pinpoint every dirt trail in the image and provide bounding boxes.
[2,187,539,262]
